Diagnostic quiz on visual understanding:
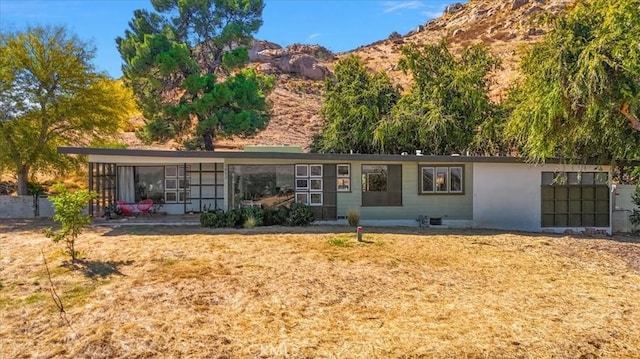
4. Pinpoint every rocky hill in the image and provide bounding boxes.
[124,0,576,151]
